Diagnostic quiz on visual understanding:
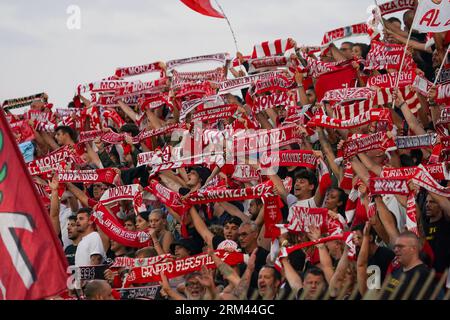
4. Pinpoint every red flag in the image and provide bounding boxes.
[180,0,225,18]
[315,64,358,103]
[0,109,68,300]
